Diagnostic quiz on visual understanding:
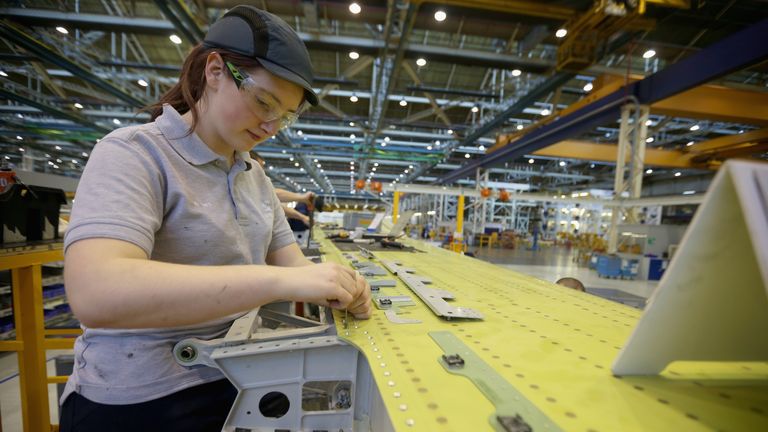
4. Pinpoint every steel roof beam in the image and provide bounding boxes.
[440,19,768,183]
[0,88,111,134]
[0,22,147,108]
[0,8,174,34]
